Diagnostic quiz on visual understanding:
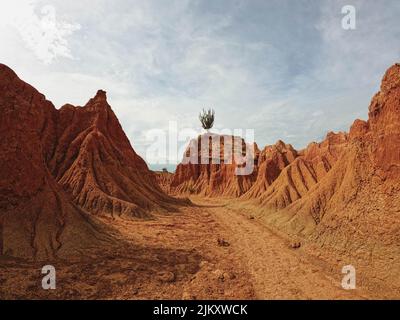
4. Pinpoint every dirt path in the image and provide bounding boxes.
[0,199,256,300]
[1,196,369,299]
[190,197,367,299]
